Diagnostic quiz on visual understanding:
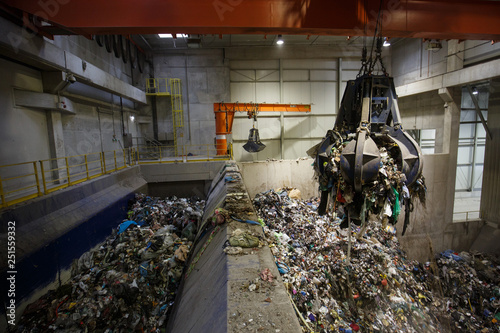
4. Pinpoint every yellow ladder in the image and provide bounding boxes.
[170,78,184,156]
